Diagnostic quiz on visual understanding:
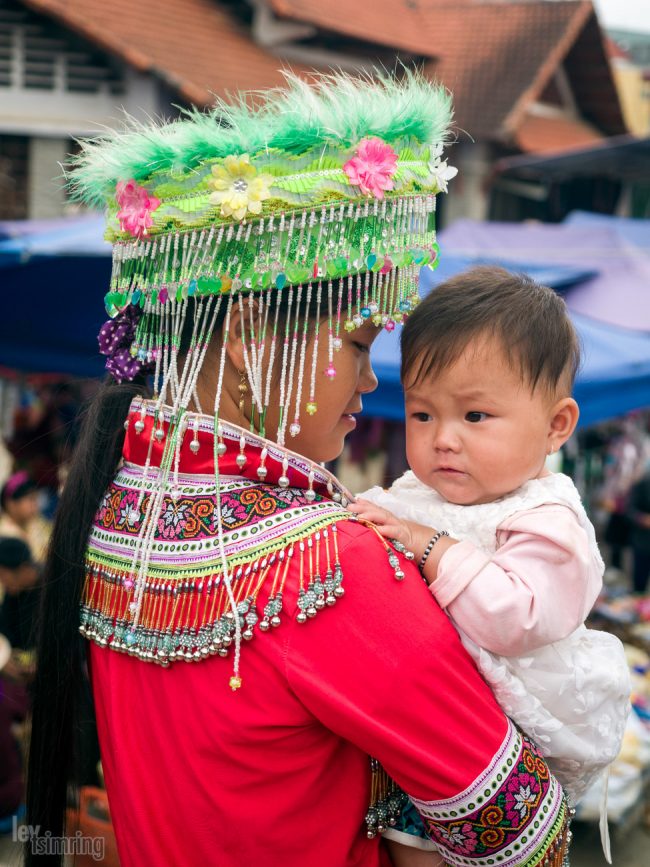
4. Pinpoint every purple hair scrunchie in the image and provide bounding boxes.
[98,306,152,383]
